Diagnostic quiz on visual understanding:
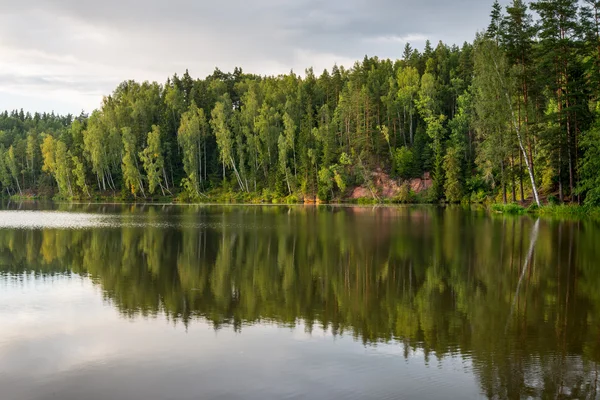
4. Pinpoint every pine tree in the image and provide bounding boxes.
[531,0,582,201]
[487,0,504,43]
[416,71,446,200]
[444,146,463,202]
